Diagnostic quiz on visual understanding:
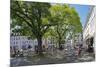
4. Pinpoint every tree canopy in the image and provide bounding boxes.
[11,1,82,53]
[43,4,82,49]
